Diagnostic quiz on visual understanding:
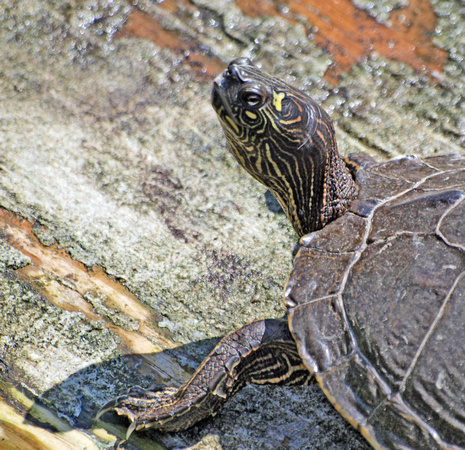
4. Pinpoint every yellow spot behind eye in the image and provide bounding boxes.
[273,91,285,111]
[245,111,257,119]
